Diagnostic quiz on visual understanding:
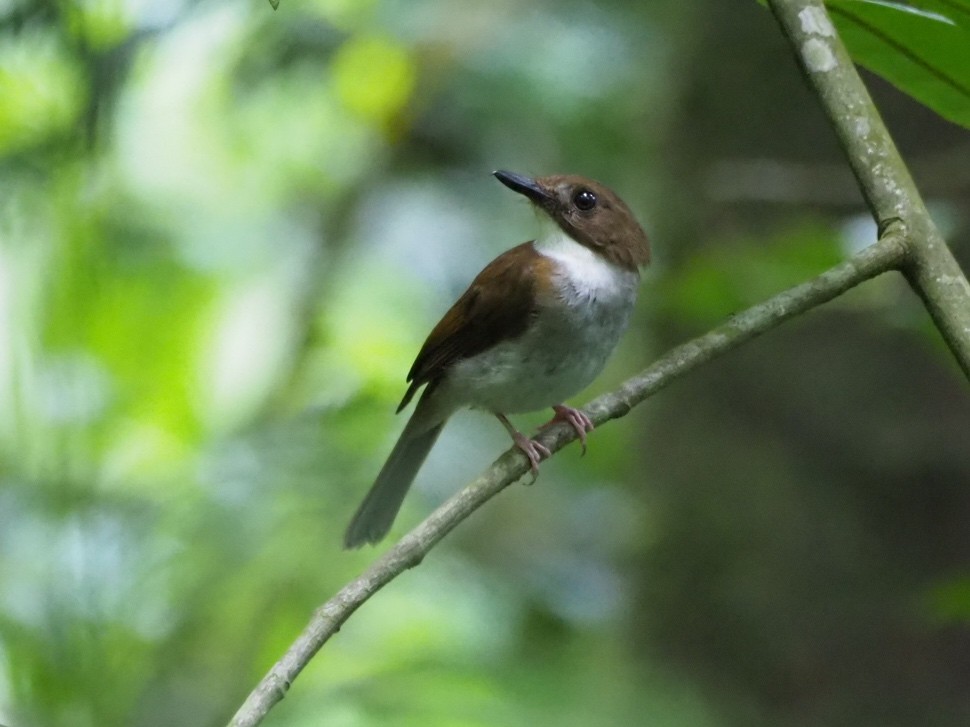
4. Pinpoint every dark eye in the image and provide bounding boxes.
[573,189,597,211]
